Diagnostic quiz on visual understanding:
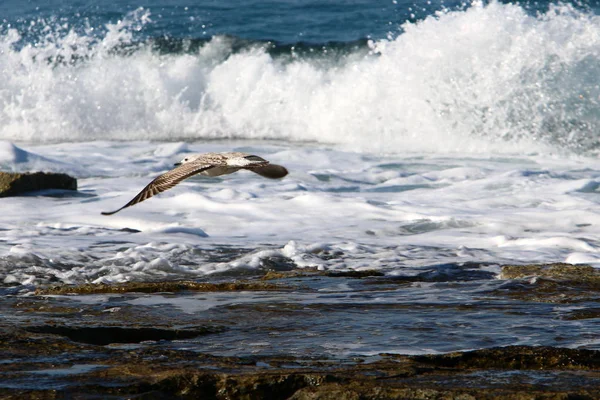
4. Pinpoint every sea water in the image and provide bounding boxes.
[1,0,600,355]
